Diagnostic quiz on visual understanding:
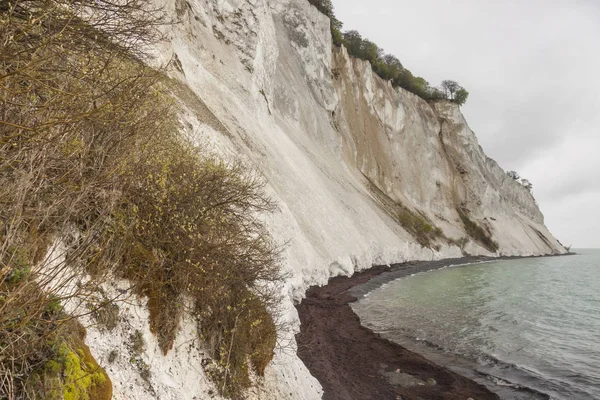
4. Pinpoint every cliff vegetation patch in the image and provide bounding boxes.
[396,206,444,248]
[364,179,444,248]
[0,1,281,398]
[308,0,469,105]
[458,210,499,253]
[26,323,113,400]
